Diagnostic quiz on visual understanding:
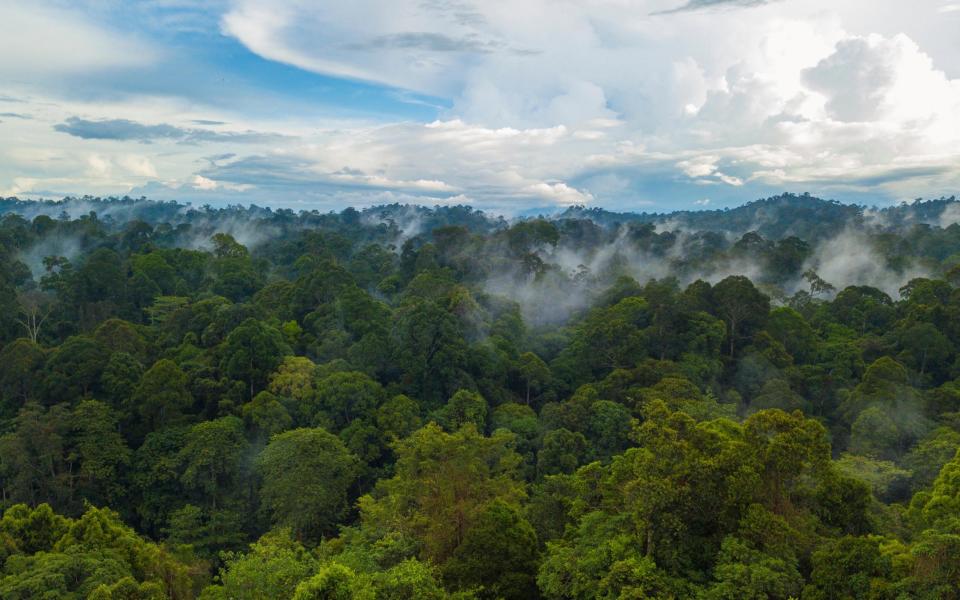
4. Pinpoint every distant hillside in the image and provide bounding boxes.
[556,193,960,240]
[3,192,958,240]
